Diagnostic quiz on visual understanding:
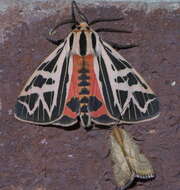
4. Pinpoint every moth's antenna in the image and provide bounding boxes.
[72,1,89,23]
[71,1,77,23]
